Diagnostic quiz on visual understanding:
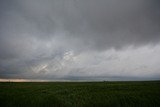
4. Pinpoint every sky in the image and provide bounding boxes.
[0,0,160,81]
